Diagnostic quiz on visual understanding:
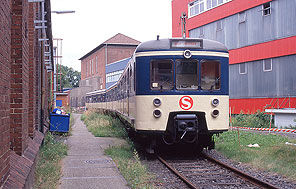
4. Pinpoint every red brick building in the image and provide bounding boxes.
[70,34,140,108]
[0,0,54,187]
[79,33,140,89]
